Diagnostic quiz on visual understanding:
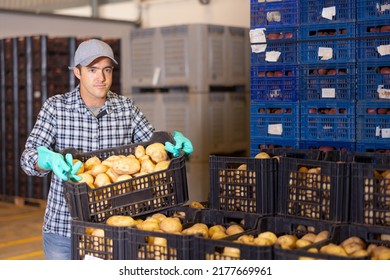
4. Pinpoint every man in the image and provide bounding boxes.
[20,39,192,260]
